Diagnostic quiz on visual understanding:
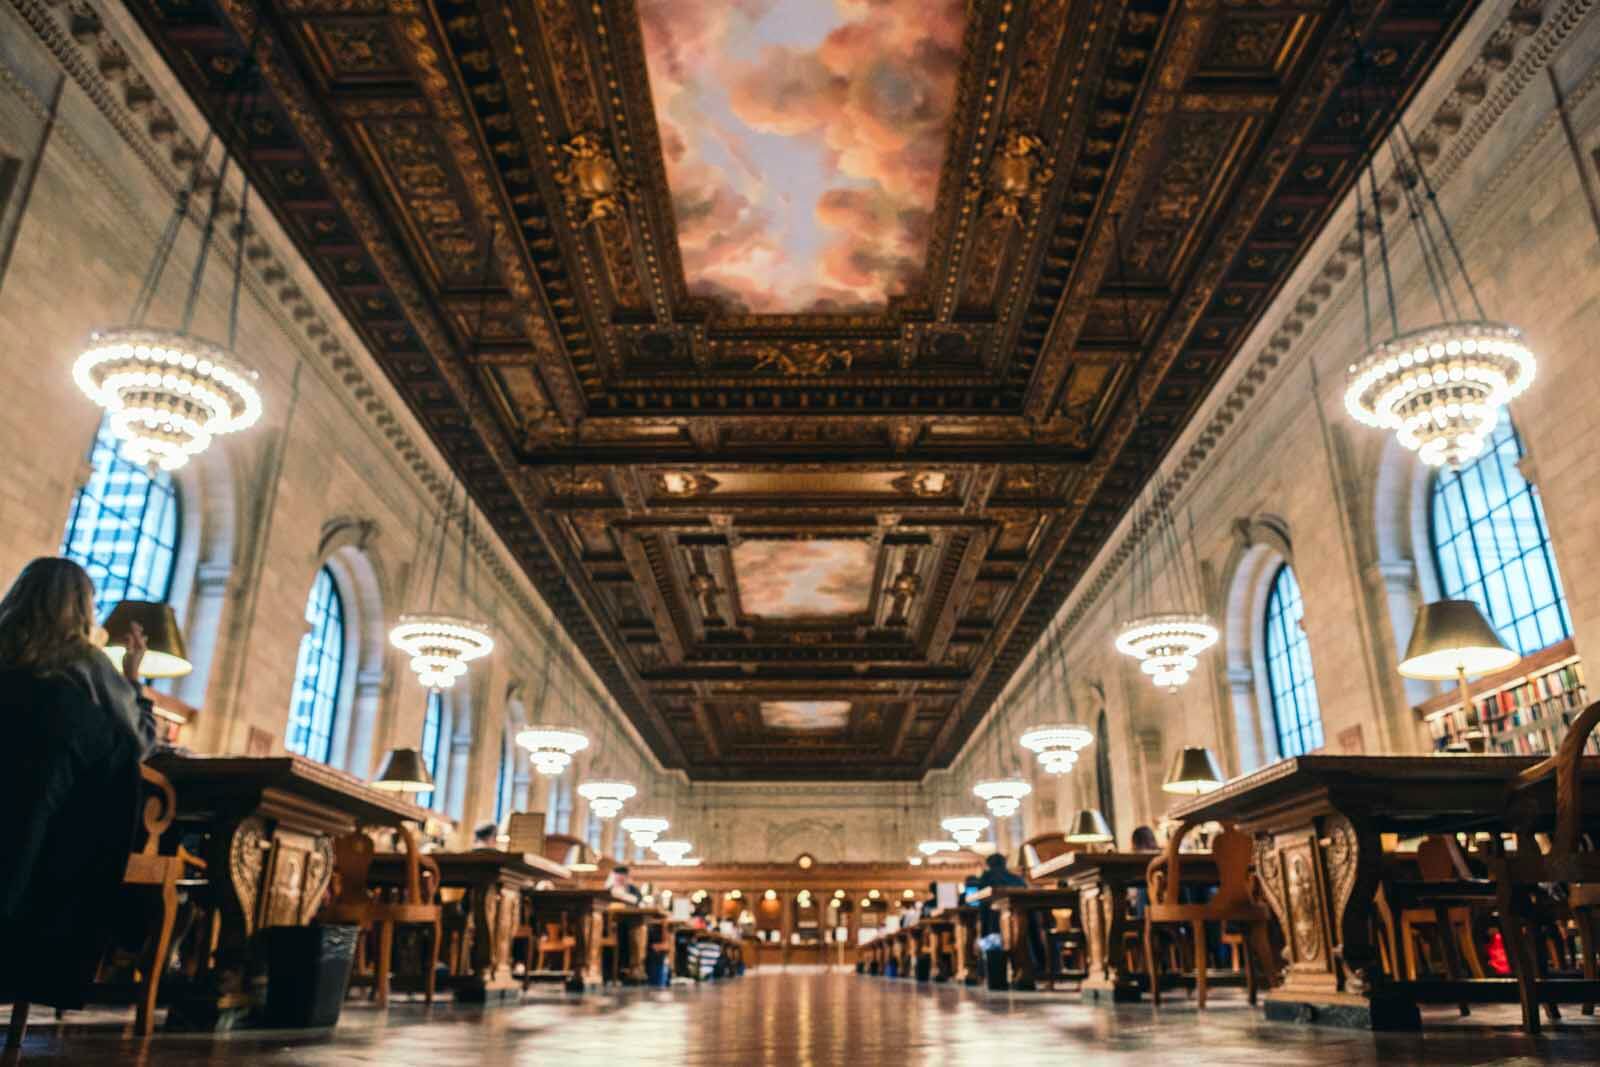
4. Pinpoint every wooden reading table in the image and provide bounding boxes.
[524,888,619,990]
[1170,753,1600,1029]
[368,850,570,1002]
[1030,850,1218,1002]
[969,885,1079,991]
[146,753,423,1028]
